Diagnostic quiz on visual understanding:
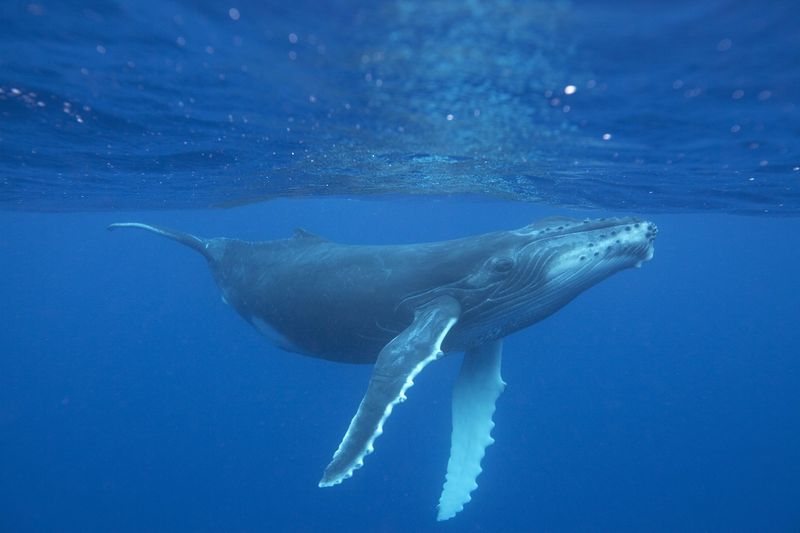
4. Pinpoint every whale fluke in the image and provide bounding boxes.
[108,222,209,258]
